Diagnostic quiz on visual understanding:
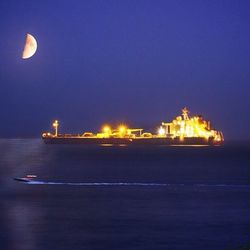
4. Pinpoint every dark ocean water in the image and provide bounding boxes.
[0,139,250,250]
